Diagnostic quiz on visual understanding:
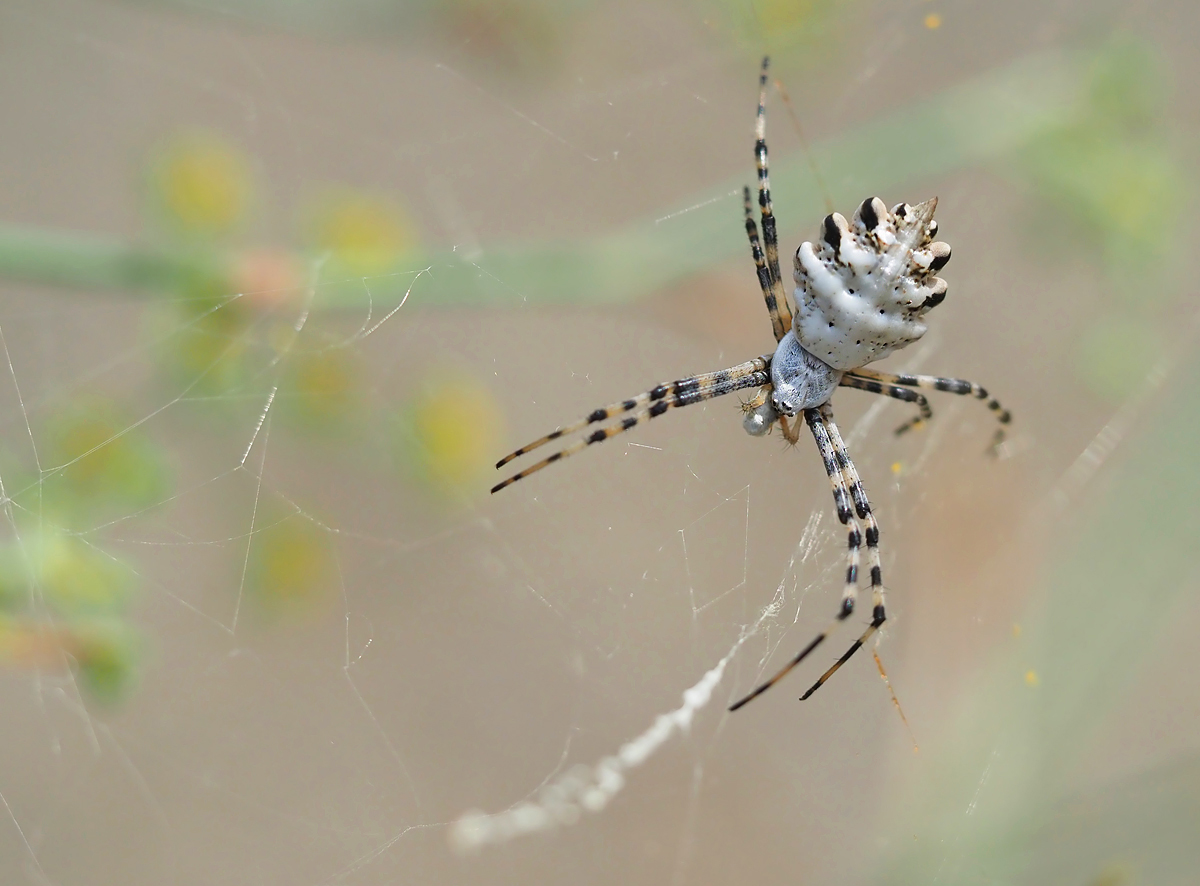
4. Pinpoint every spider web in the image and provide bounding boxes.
[2,2,1200,886]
